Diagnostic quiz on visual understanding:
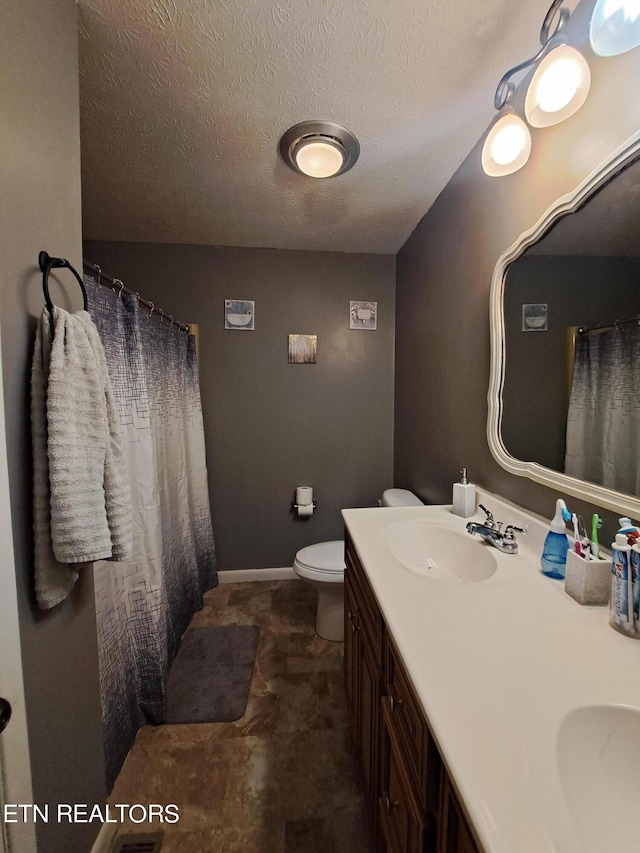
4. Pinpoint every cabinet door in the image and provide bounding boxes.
[345,569,382,810]
[379,697,435,853]
[344,571,360,731]
[359,626,381,803]
[438,775,480,853]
